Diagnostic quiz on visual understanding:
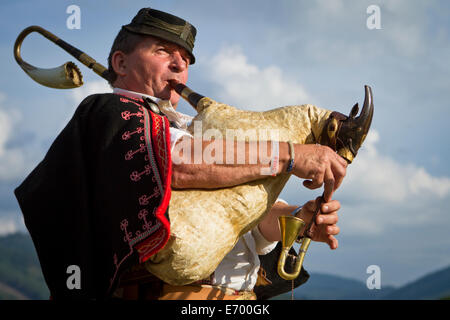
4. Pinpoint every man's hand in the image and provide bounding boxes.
[297,197,341,250]
[291,144,348,202]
